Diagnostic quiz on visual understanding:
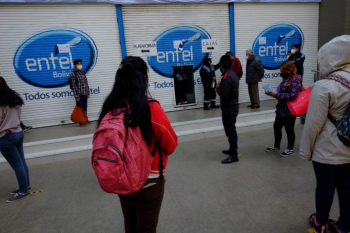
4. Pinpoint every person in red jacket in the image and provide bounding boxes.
[98,56,178,233]
[226,51,243,80]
